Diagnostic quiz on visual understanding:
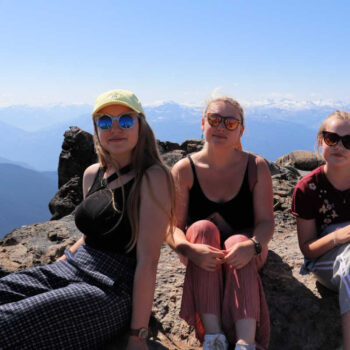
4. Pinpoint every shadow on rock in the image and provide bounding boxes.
[262,251,341,350]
